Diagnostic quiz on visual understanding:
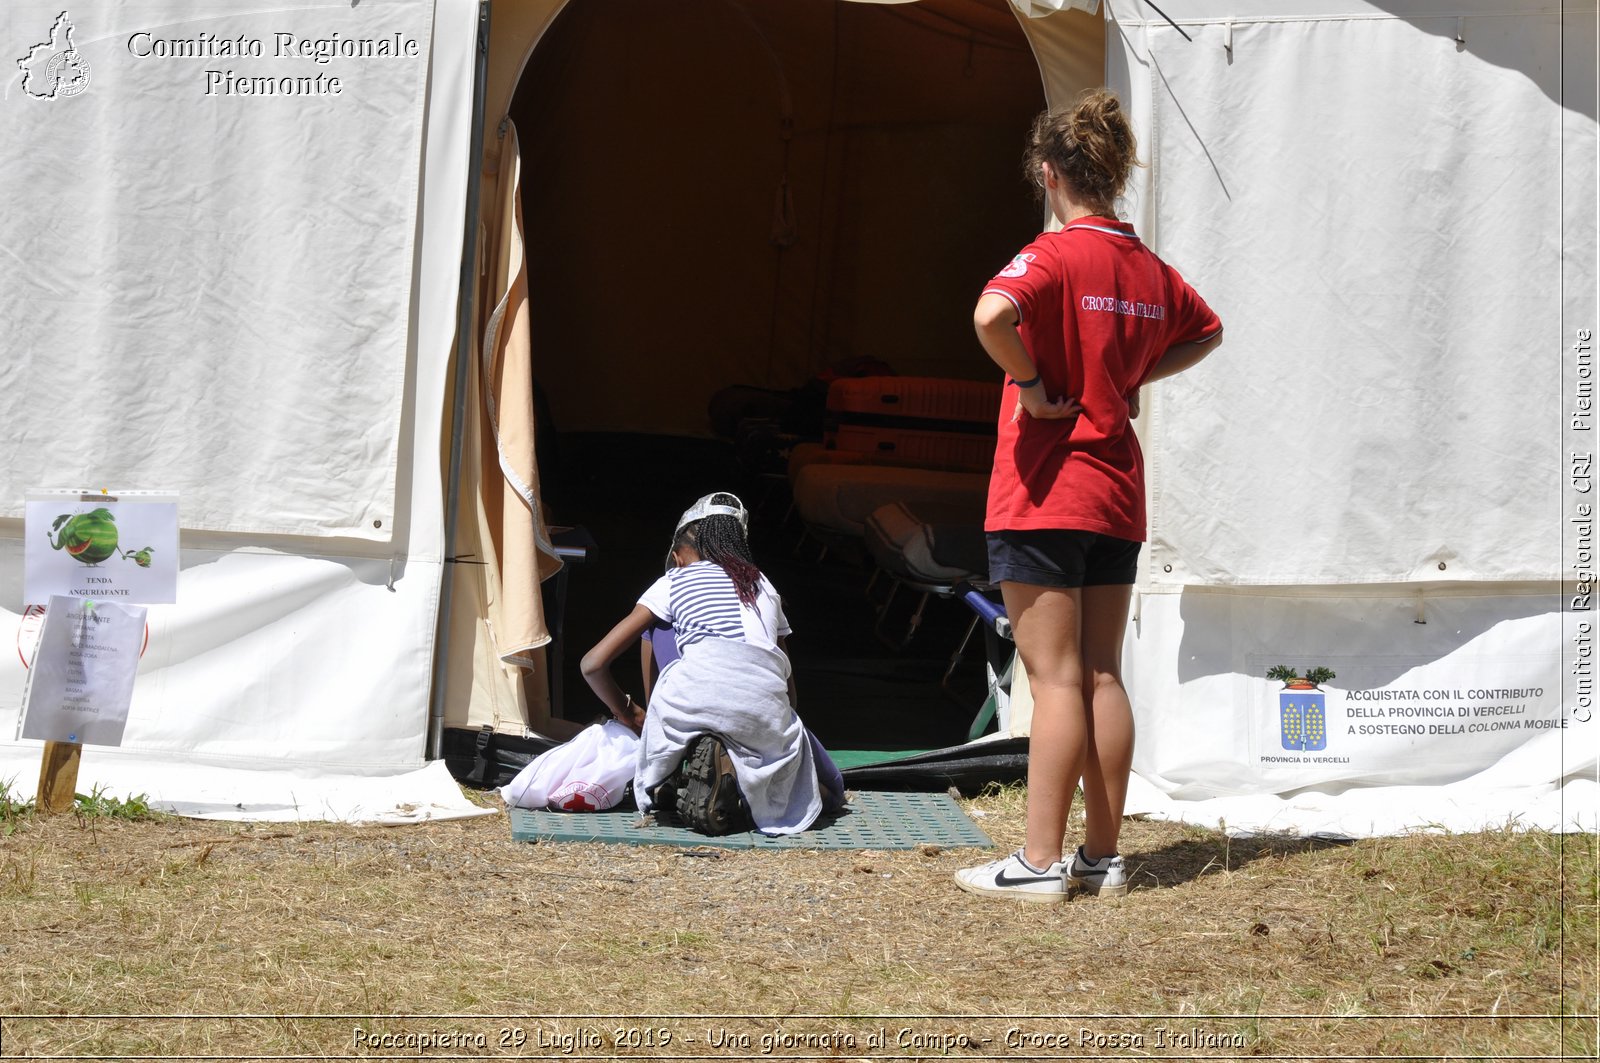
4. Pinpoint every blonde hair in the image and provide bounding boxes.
[1024,89,1139,208]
